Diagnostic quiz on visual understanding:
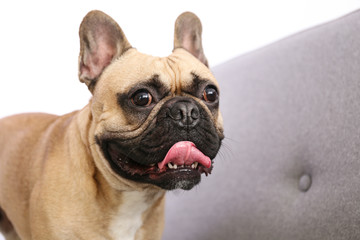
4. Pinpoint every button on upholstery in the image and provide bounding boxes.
[298,174,312,192]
